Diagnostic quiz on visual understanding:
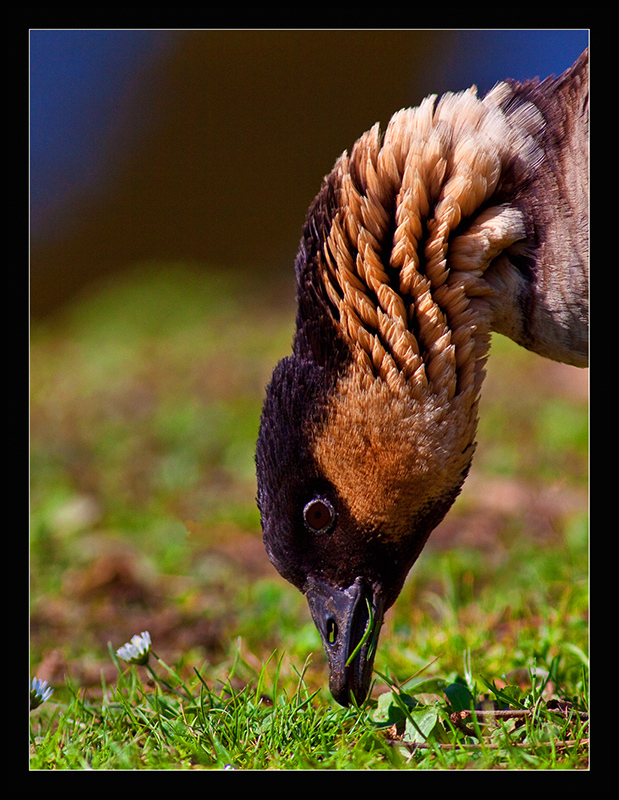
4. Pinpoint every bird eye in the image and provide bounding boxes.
[303,497,336,533]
